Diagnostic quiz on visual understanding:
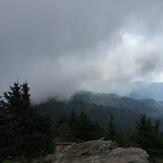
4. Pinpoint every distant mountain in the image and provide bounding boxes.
[71,91,163,117]
[129,82,163,101]
[38,98,141,131]
[37,88,163,132]
[38,96,163,131]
